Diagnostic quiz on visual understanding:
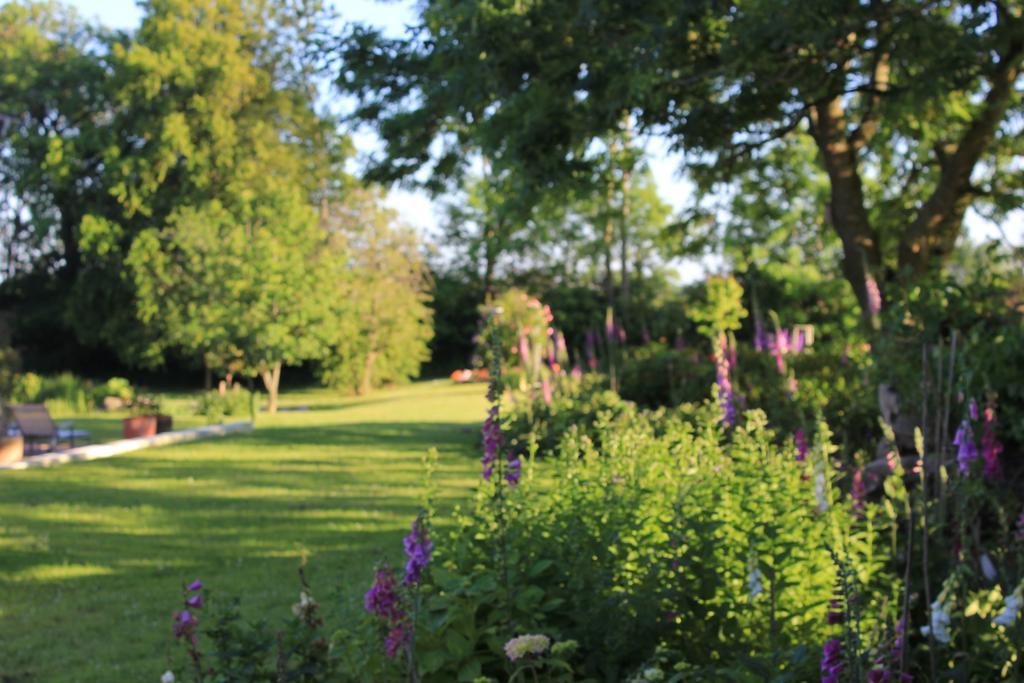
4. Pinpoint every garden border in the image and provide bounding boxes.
[0,421,253,471]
